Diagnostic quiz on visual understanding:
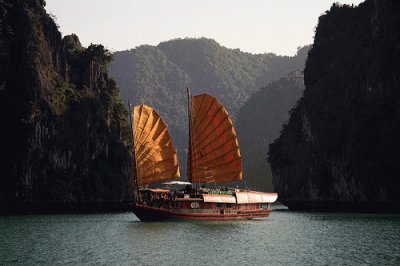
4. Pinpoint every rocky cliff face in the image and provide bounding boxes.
[0,0,131,212]
[268,0,400,211]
